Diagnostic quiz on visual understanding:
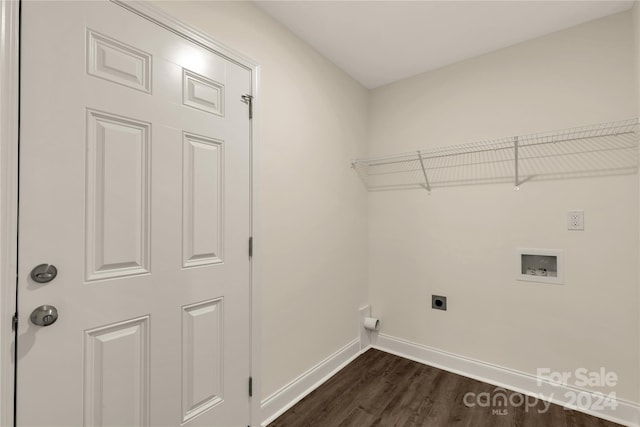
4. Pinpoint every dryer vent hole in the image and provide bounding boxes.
[432,295,447,311]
